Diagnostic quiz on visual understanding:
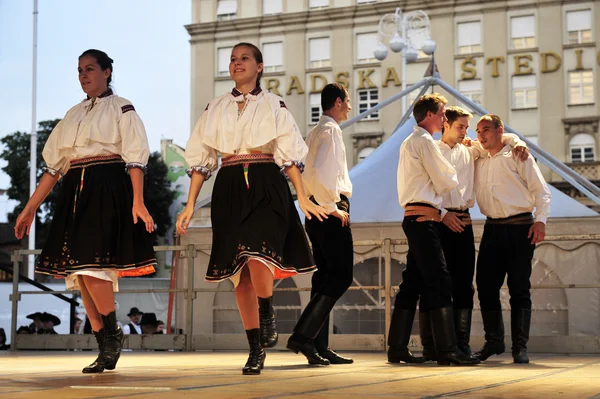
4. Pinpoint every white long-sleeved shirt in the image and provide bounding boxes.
[185,87,308,178]
[397,126,458,217]
[437,133,524,210]
[302,115,353,213]
[42,89,150,176]
[475,145,551,224]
